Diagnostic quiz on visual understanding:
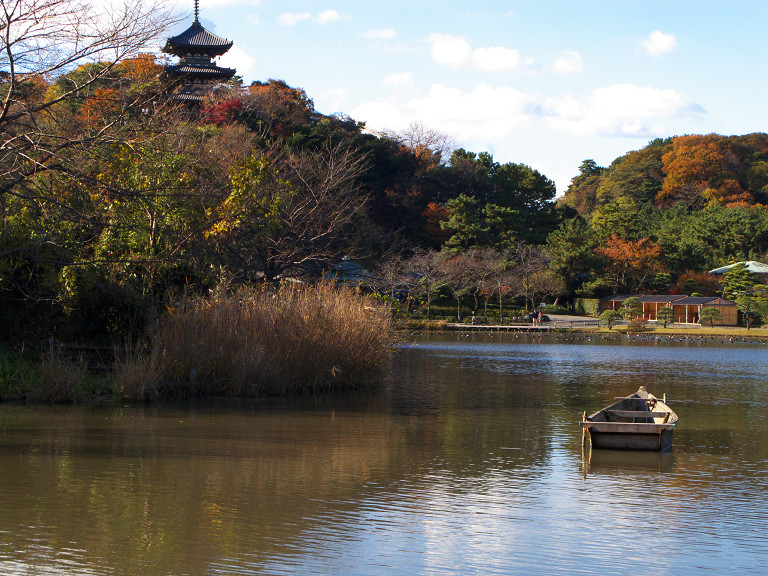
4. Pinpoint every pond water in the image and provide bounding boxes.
[0,333,767,575]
